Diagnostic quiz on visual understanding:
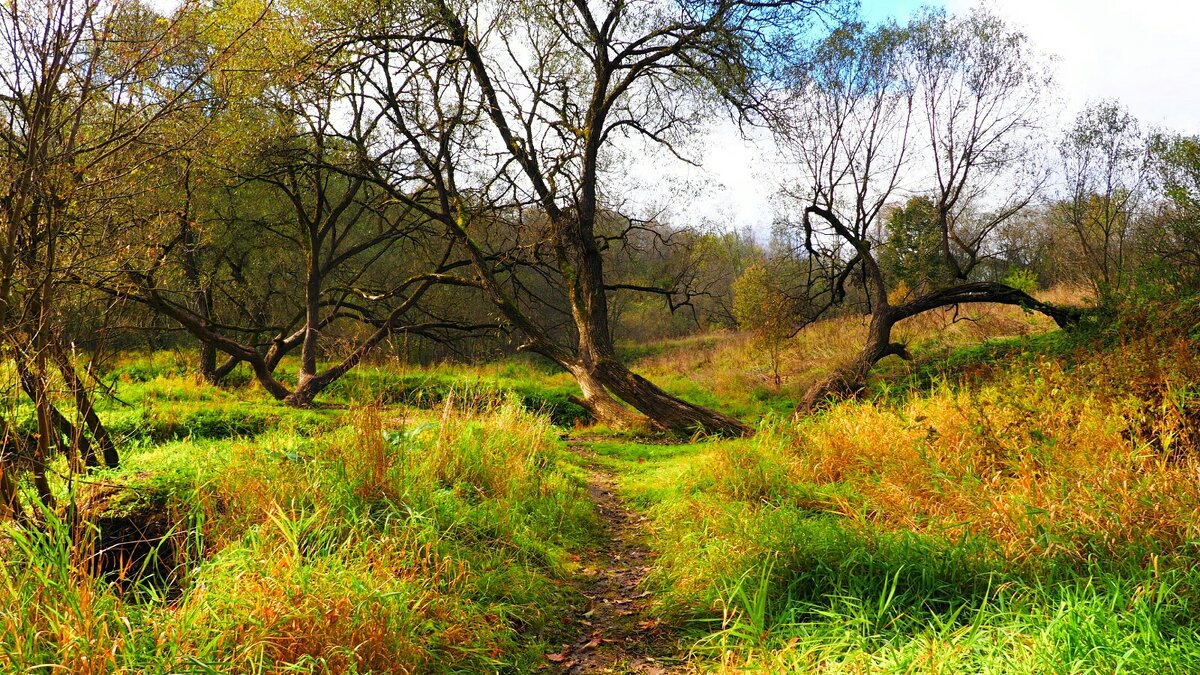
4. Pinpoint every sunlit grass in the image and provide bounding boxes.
[0,392,595,672]
[597,302,1200,673]
[4,284,1197,673]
